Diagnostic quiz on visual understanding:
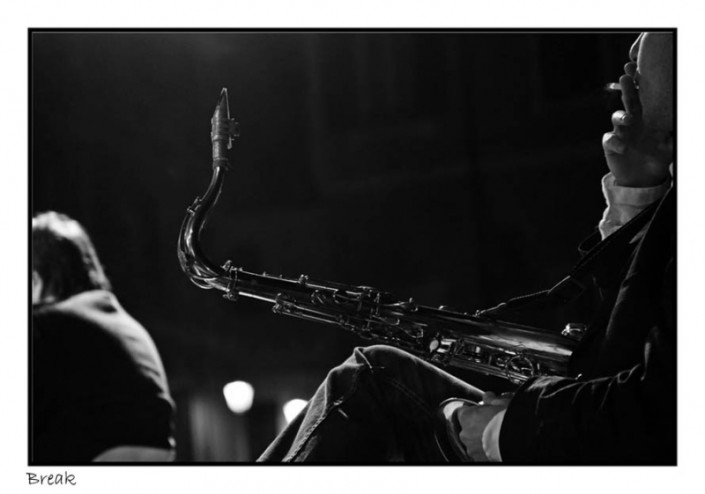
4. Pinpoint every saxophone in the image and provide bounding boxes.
[178,89,579,385]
